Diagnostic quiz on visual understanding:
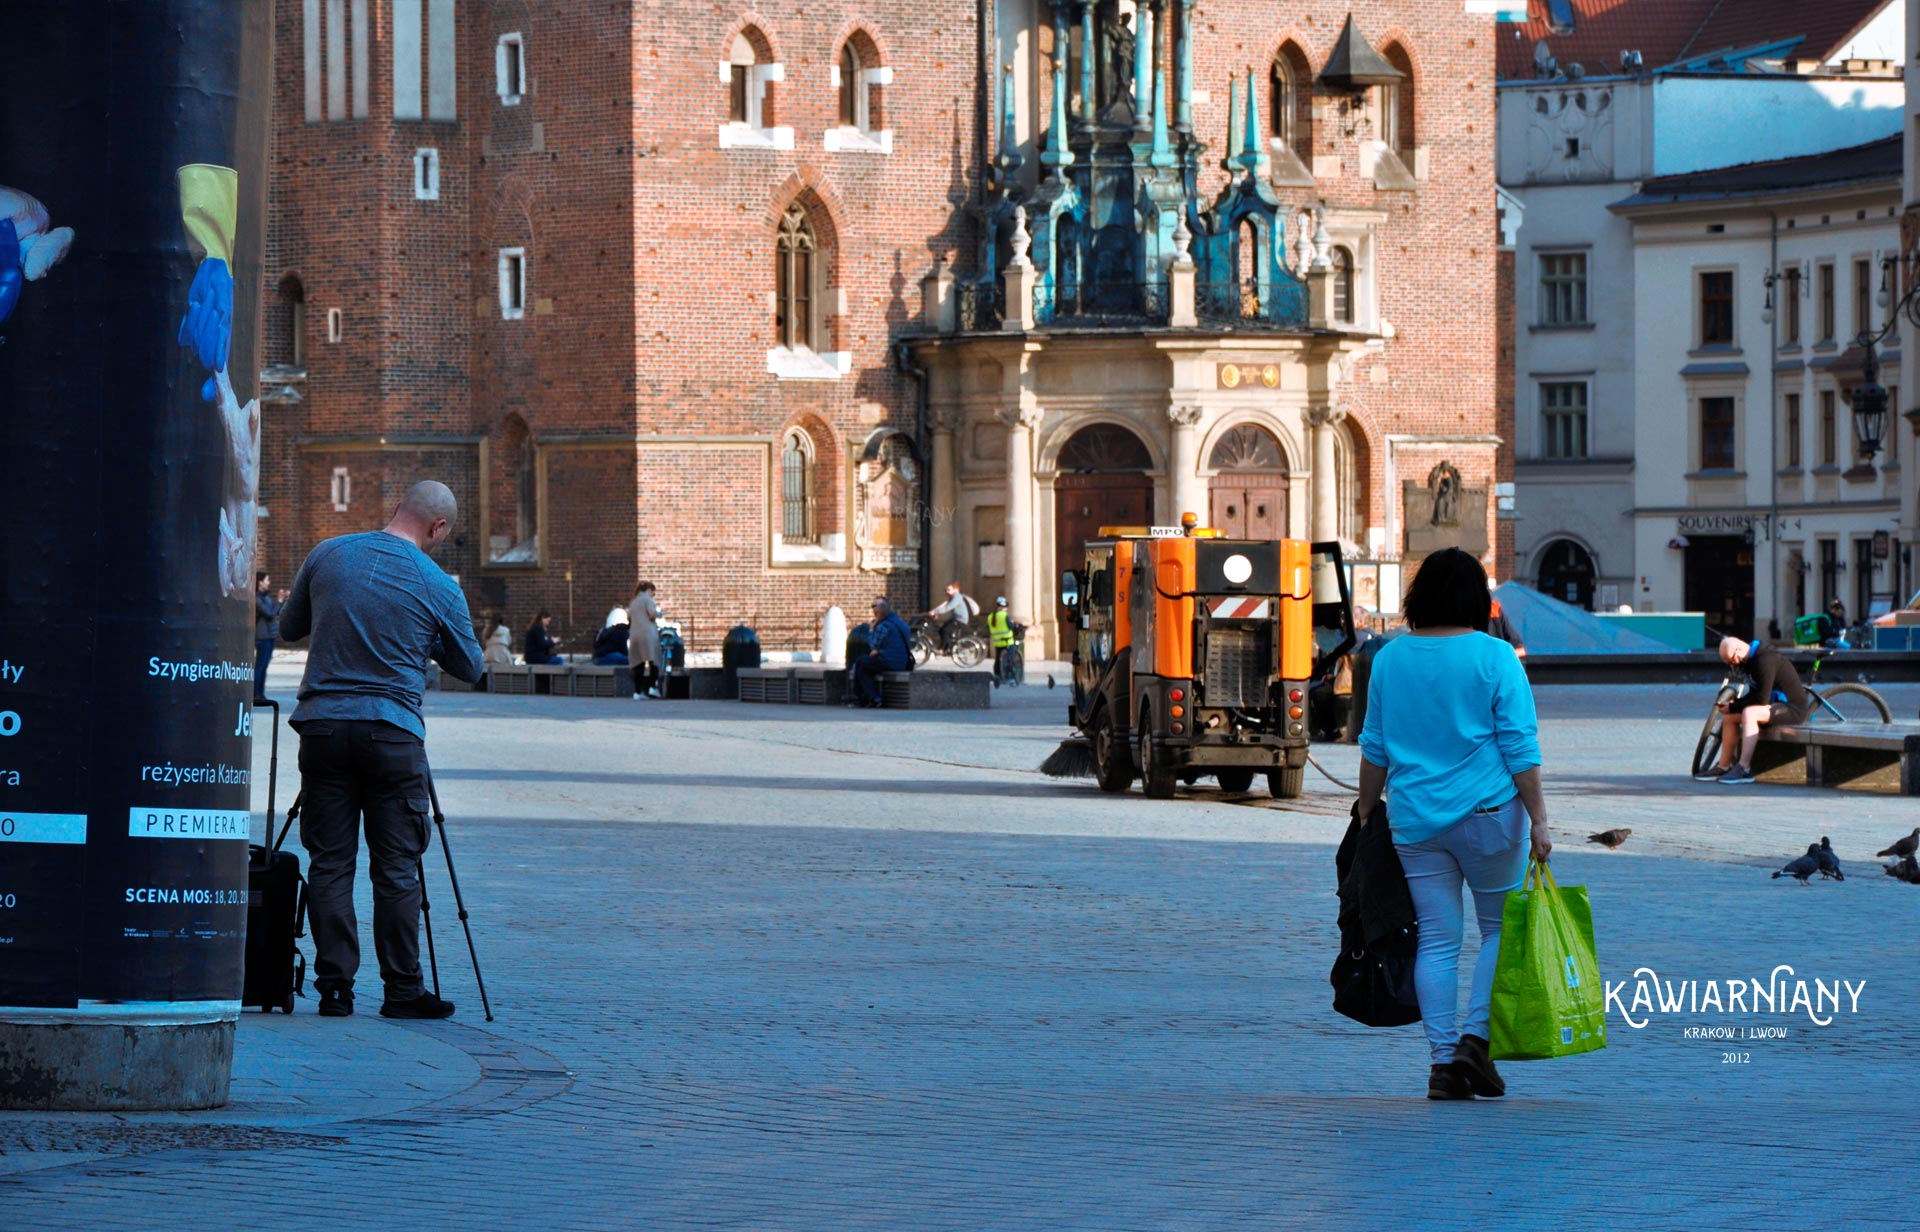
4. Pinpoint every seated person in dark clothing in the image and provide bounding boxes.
[523,610,564,665]
[592,607,631,666]
[848,597,914,708]
[1697,637,1810,785]
[1820,598,1850,648]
